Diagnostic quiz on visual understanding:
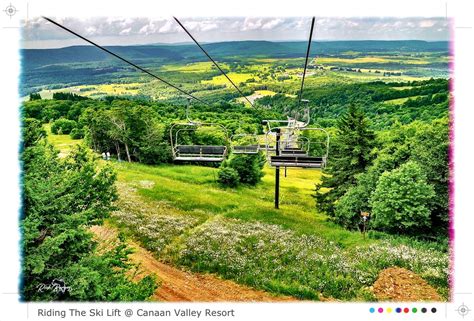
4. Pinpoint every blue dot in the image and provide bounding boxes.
[369,307,375,313]
[396,307,402,313]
